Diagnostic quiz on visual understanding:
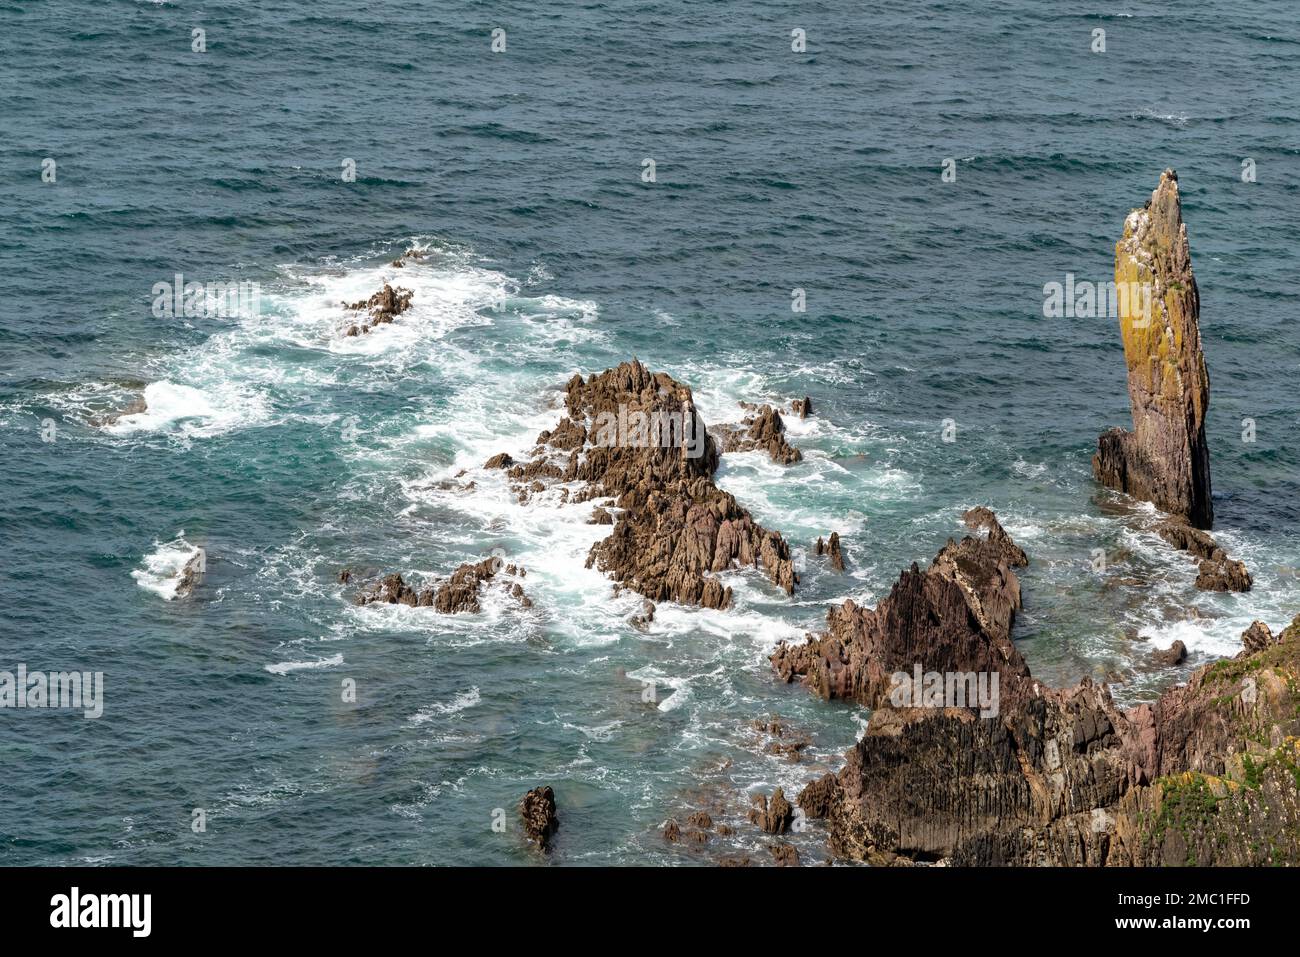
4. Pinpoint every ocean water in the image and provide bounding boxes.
[1,0,1298,865]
